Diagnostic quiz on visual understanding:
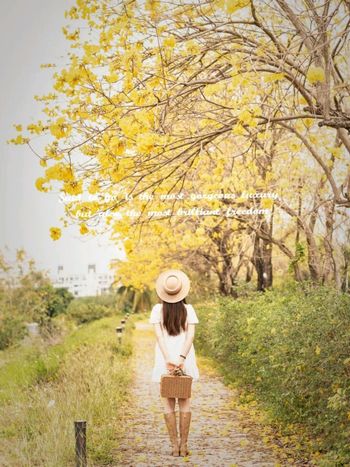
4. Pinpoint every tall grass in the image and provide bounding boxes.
[0,316,134,466]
